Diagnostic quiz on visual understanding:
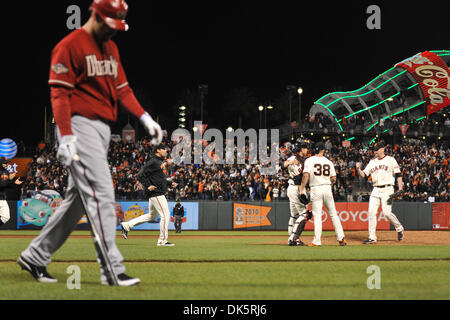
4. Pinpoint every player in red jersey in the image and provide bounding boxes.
[18,0,161,286]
